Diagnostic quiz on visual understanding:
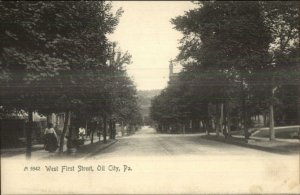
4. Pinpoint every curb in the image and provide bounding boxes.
[233,135,299,143]
[202,135,299,155]
[83,139,118,158]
